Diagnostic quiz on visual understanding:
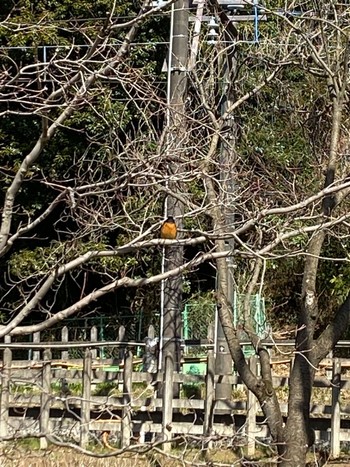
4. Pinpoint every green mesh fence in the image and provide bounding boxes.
[16,293,267,360]
[233,293,267,335]
[183,292,267,340]
[183,293,268,357]
[27,311,146,359]
[182,303,215,340]
[233,293,268,357]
